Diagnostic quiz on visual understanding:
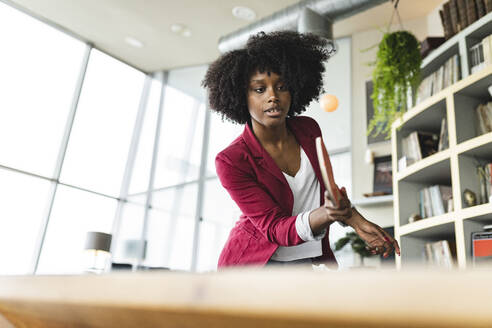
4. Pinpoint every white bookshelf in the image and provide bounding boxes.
[352,195,393,207]
[392,12,492,270]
